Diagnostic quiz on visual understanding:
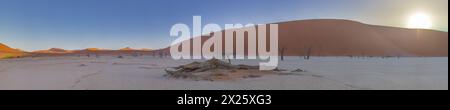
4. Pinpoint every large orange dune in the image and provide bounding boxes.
[165,19,448,57]
[0,43,23,52]
[0,43,24,58]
